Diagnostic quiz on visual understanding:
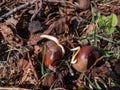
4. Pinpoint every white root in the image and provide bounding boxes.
[40,34,65,55]
[70,46,80,64]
